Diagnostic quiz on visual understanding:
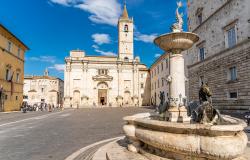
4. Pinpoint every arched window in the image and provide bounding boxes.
[124,57,129,62]
[124,24,128,32]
